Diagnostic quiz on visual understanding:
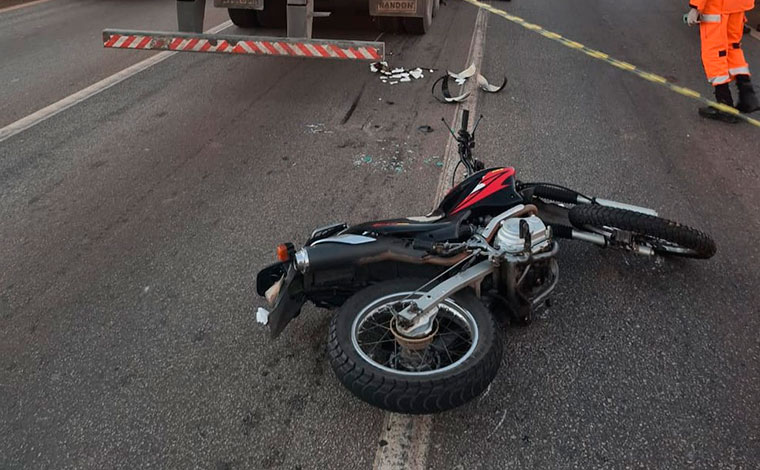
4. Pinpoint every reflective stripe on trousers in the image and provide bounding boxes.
[700,13,722,22]
[708,75,732,84]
